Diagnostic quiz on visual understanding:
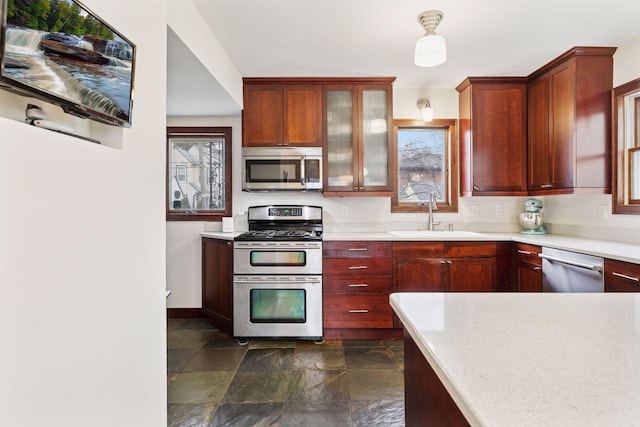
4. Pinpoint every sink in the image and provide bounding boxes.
[385,230,485,239]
